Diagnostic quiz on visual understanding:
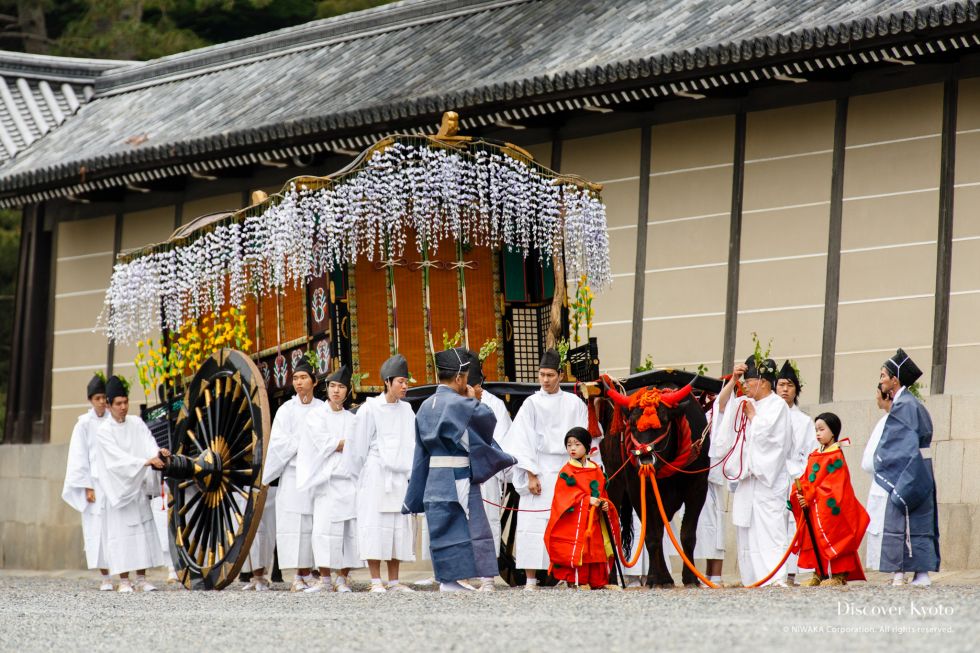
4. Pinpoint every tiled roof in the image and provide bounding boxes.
[0,51,128,163]
[0,0,977,200]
